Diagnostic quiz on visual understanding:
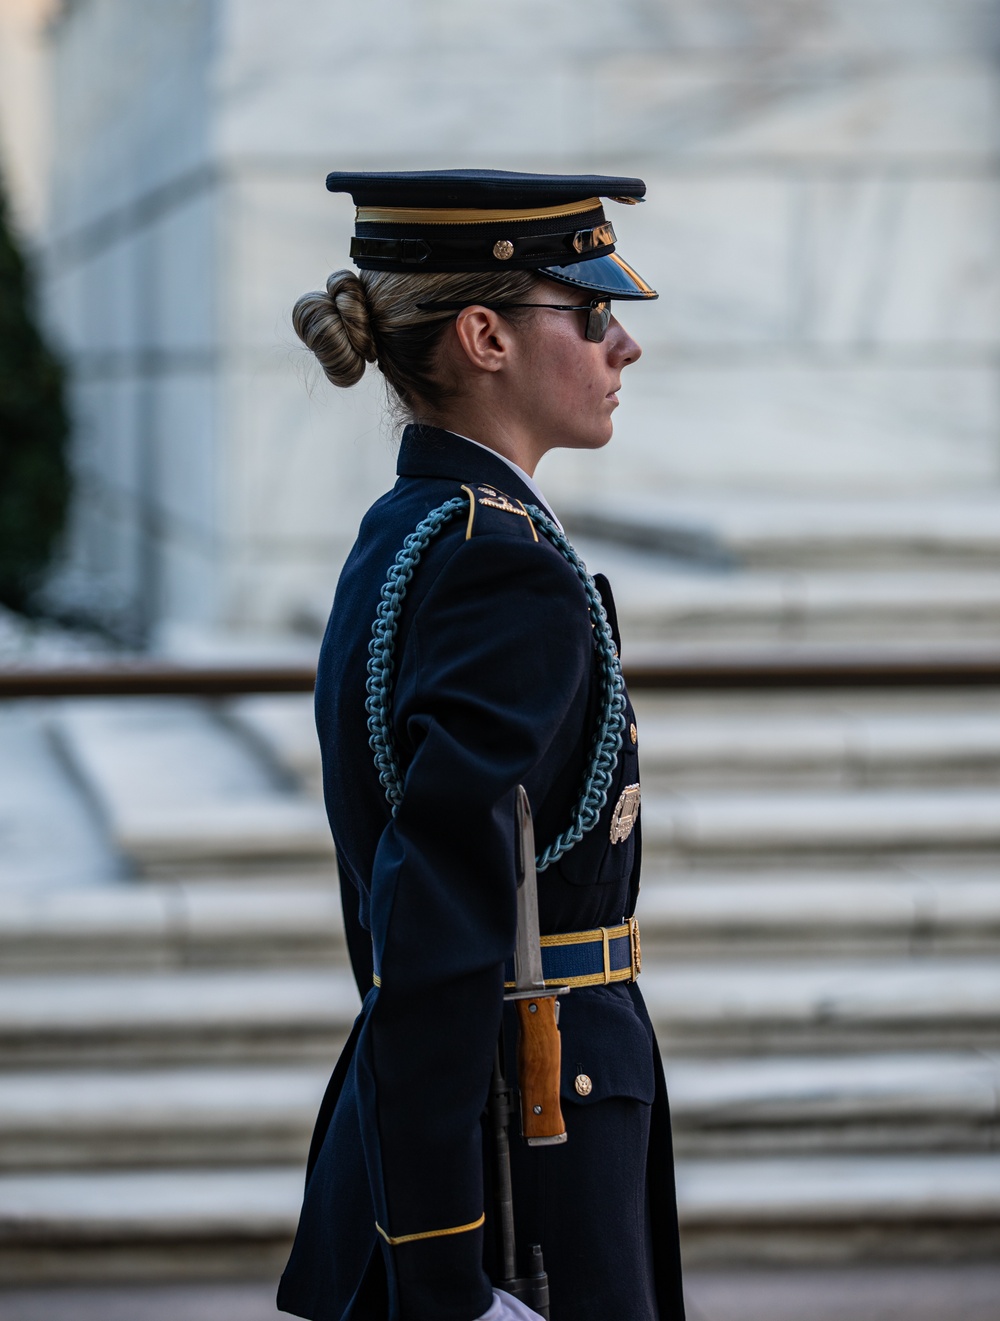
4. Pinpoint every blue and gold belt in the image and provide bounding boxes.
[504,916,642,989]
